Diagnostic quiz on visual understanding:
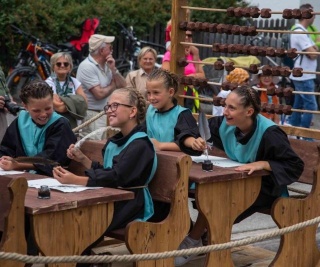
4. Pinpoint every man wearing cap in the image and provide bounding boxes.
[76,34,126,139]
